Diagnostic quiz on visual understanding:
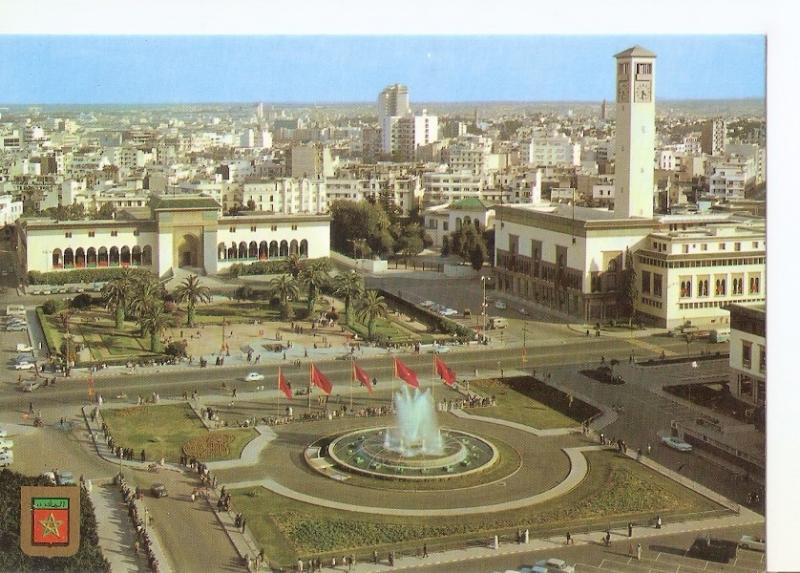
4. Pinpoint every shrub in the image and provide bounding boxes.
[165,340,188,358]
[41,298,65,315]
[28,267,150,286]
[182,432,236,460]
[71,293,94,309]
